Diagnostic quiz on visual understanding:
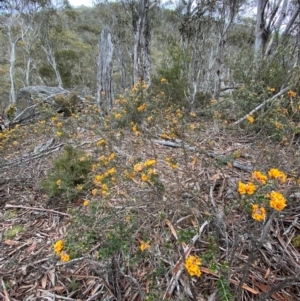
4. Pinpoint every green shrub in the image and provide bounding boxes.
[41,144,94,201]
